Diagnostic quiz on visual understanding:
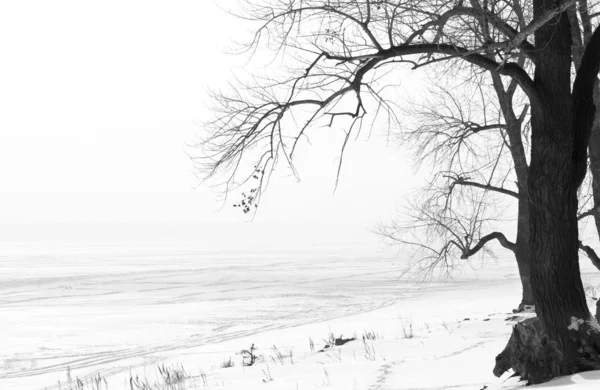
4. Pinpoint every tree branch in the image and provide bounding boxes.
[461,231,517,259]
[578,206,600,221]
[315,47,536,102]
[381,44,538,103]
[199,0,549,205]
[578,241,600,271]
[404,6,535,59]
[449,176,519,198]
[504,0,577,53]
